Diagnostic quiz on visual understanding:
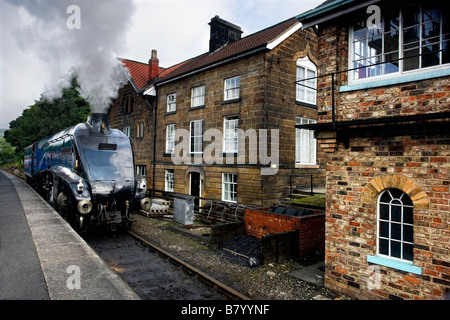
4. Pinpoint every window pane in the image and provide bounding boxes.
[379,221,389,238]
[391,240,401,259]
[380,191,392,203]
[403,5,420,28]
[390,189,404,199]
[403,225,414,243]
[391,202,402,222]
[391,223,401,240]
[403,243,414,261]
[380,203,389,220]
[403,206,413,224]
[379,238,389,255]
